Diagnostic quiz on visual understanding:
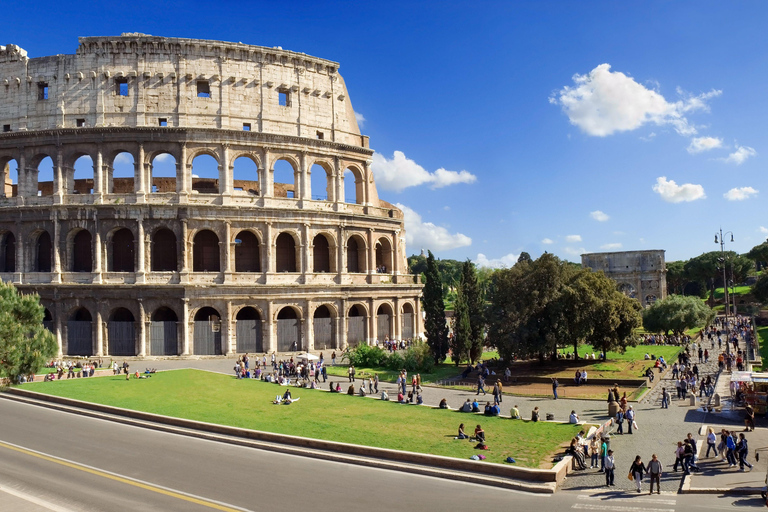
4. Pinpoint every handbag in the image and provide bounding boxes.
[632,420,639,430]
[627,471,633,481]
